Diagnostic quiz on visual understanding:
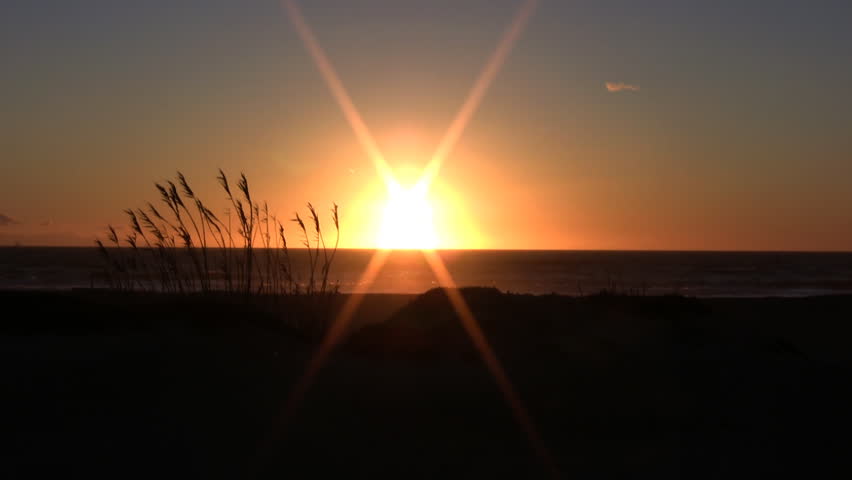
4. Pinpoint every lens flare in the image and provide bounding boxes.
[276,1,554,476]
[282,0,395,187]
[279,249,390,422]
[420,0,538,189]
